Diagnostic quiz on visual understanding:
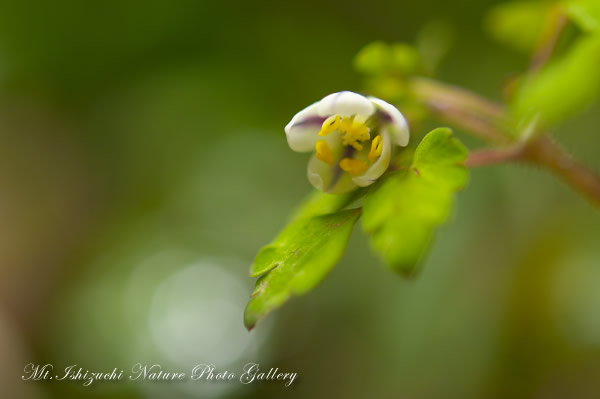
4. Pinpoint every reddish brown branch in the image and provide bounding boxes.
[409,78,511,144]
[465,145,525,167]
